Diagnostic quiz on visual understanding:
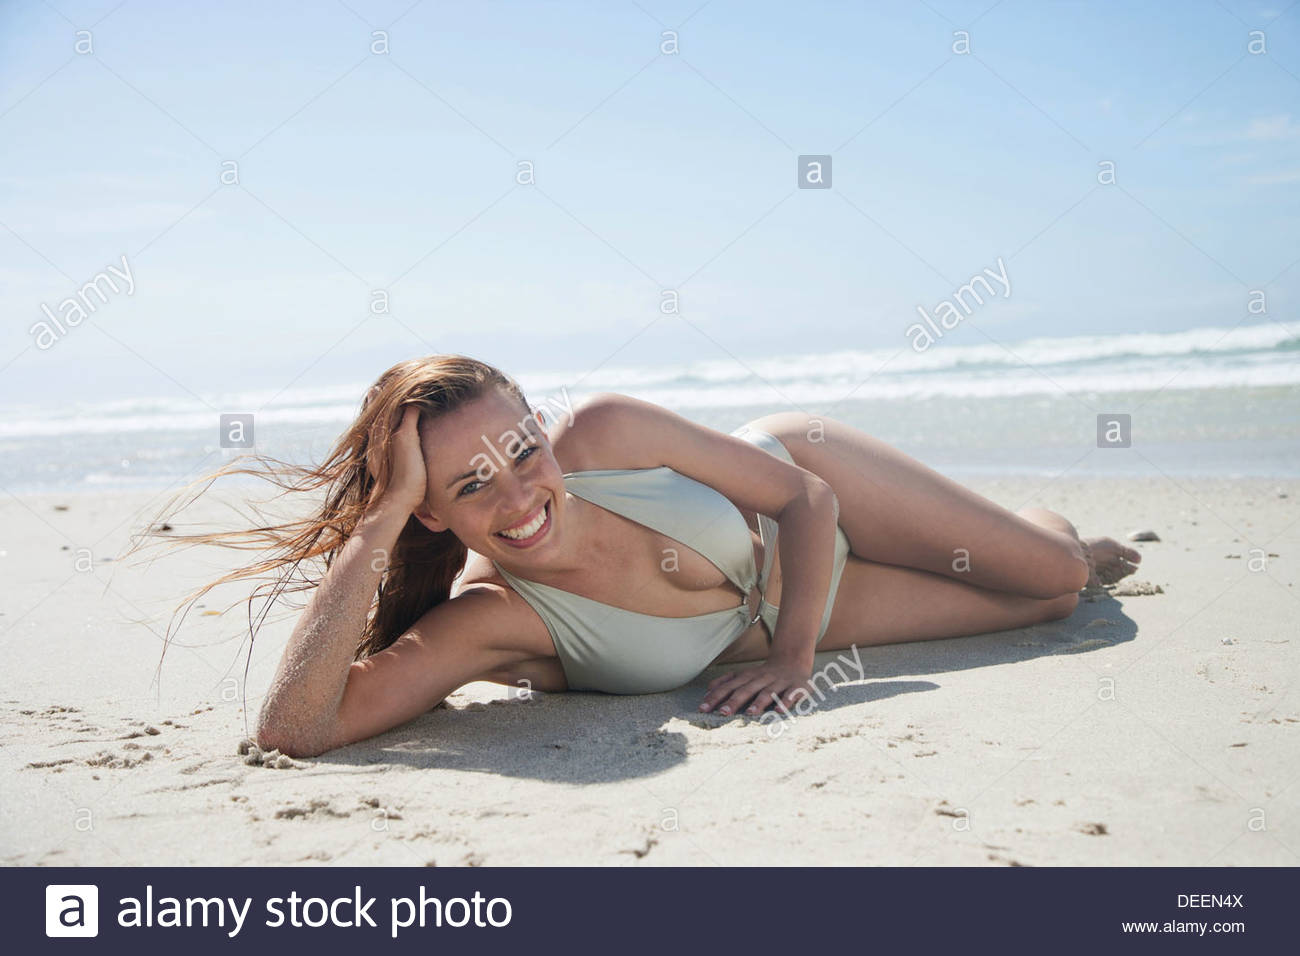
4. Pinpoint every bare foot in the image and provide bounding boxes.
[1082,537,1143,588]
